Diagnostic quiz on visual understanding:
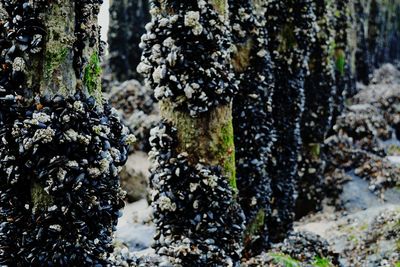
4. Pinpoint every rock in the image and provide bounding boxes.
[242,232,338,266]
[334,104,391,154]
[370,64,400,85]
[120,152,151,202]
[388,156,400,165]
[296,204,400,267]
[115,199,155,252]
[341,173,382,212]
